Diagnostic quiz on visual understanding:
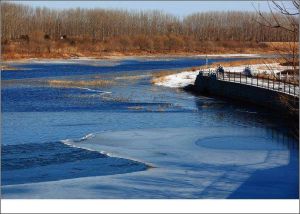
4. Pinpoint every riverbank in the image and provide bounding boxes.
[1,53,268,71]
[1,52,269,62]
[151,57,299,137]
[2,41,296,61]
[152,58,298,88]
